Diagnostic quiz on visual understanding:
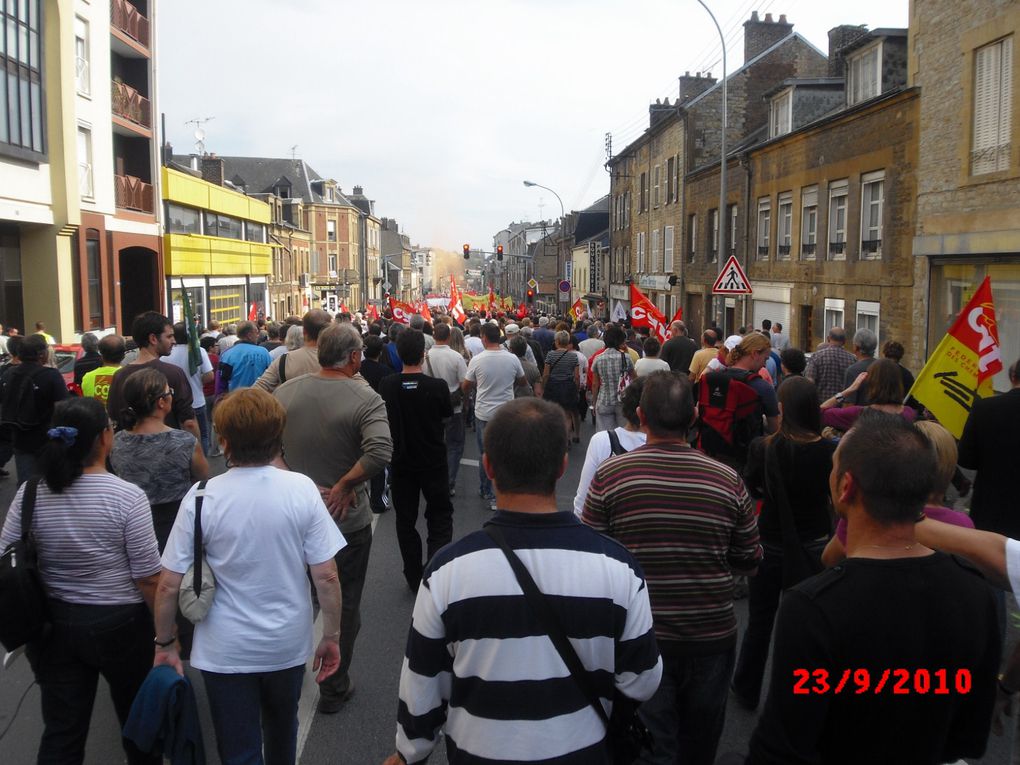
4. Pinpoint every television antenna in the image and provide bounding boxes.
[185,117,215,154]
[290,145,299,160]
